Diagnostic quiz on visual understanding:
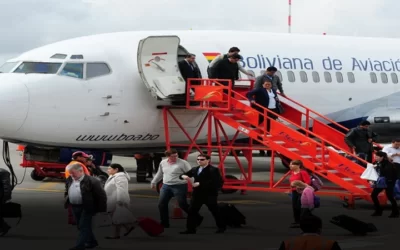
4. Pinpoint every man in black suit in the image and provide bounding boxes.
[179,154,226,234]
[178,54,201,84]
[176,54,201,105]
